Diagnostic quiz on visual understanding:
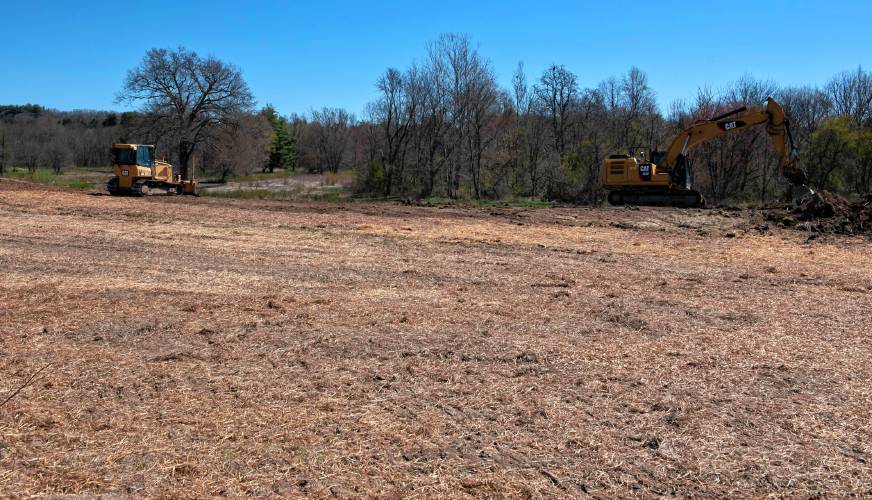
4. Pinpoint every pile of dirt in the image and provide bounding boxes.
[768,191,872,235]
